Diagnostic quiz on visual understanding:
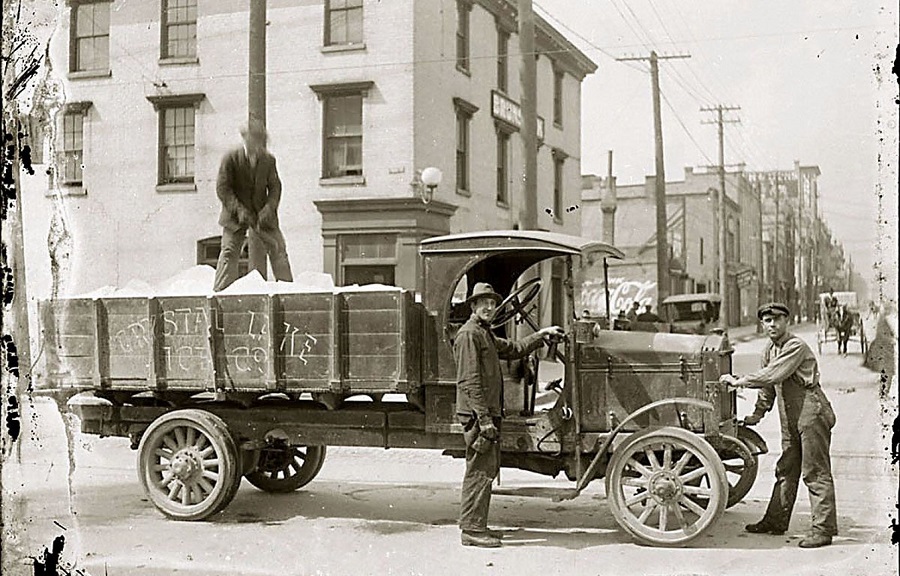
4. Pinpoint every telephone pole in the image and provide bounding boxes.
[701,104,740,326]
[518,0,538,230]
[617,51,690,305]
